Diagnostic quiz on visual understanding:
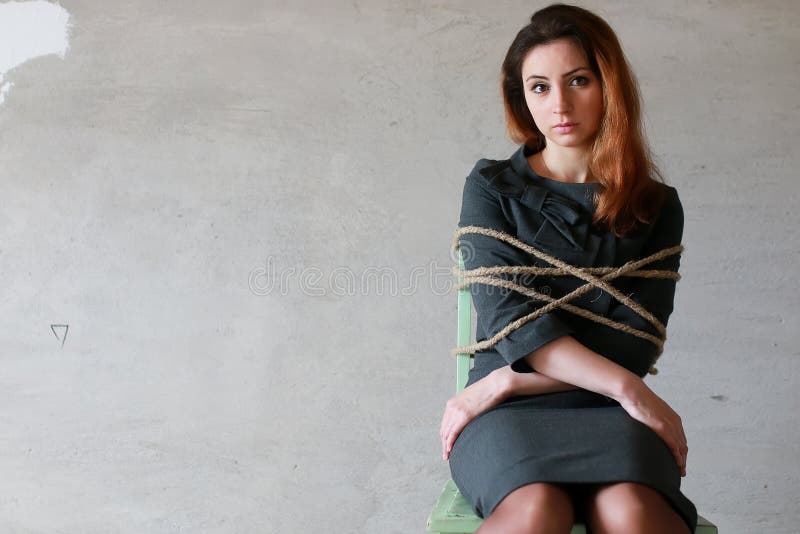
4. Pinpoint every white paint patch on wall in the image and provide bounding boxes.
[0,0,71,105]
